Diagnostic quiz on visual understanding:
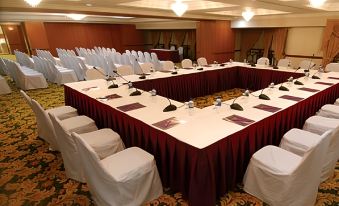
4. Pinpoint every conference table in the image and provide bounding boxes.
[64,63,339,206]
